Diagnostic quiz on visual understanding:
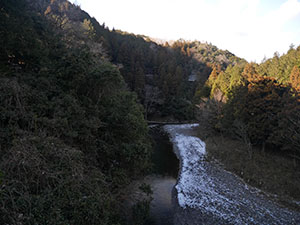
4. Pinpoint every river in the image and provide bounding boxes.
[122,125,179,224]
[148,125,179,225]
[129,124,300,225]
[165,124,300,225]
